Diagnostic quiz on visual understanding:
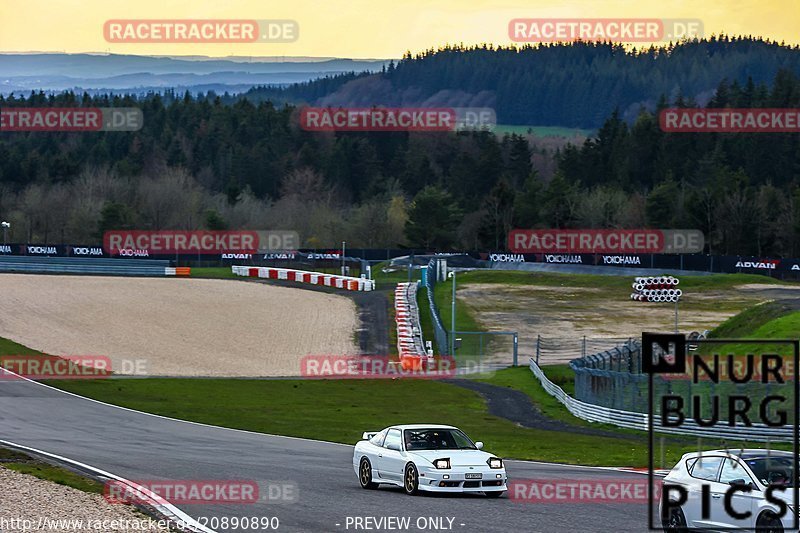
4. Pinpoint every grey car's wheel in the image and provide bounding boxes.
[756,512,784,533]
[358,458,378,489]
[662,507,687,531]
[484,491,504,498]
[404,463,419,495]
